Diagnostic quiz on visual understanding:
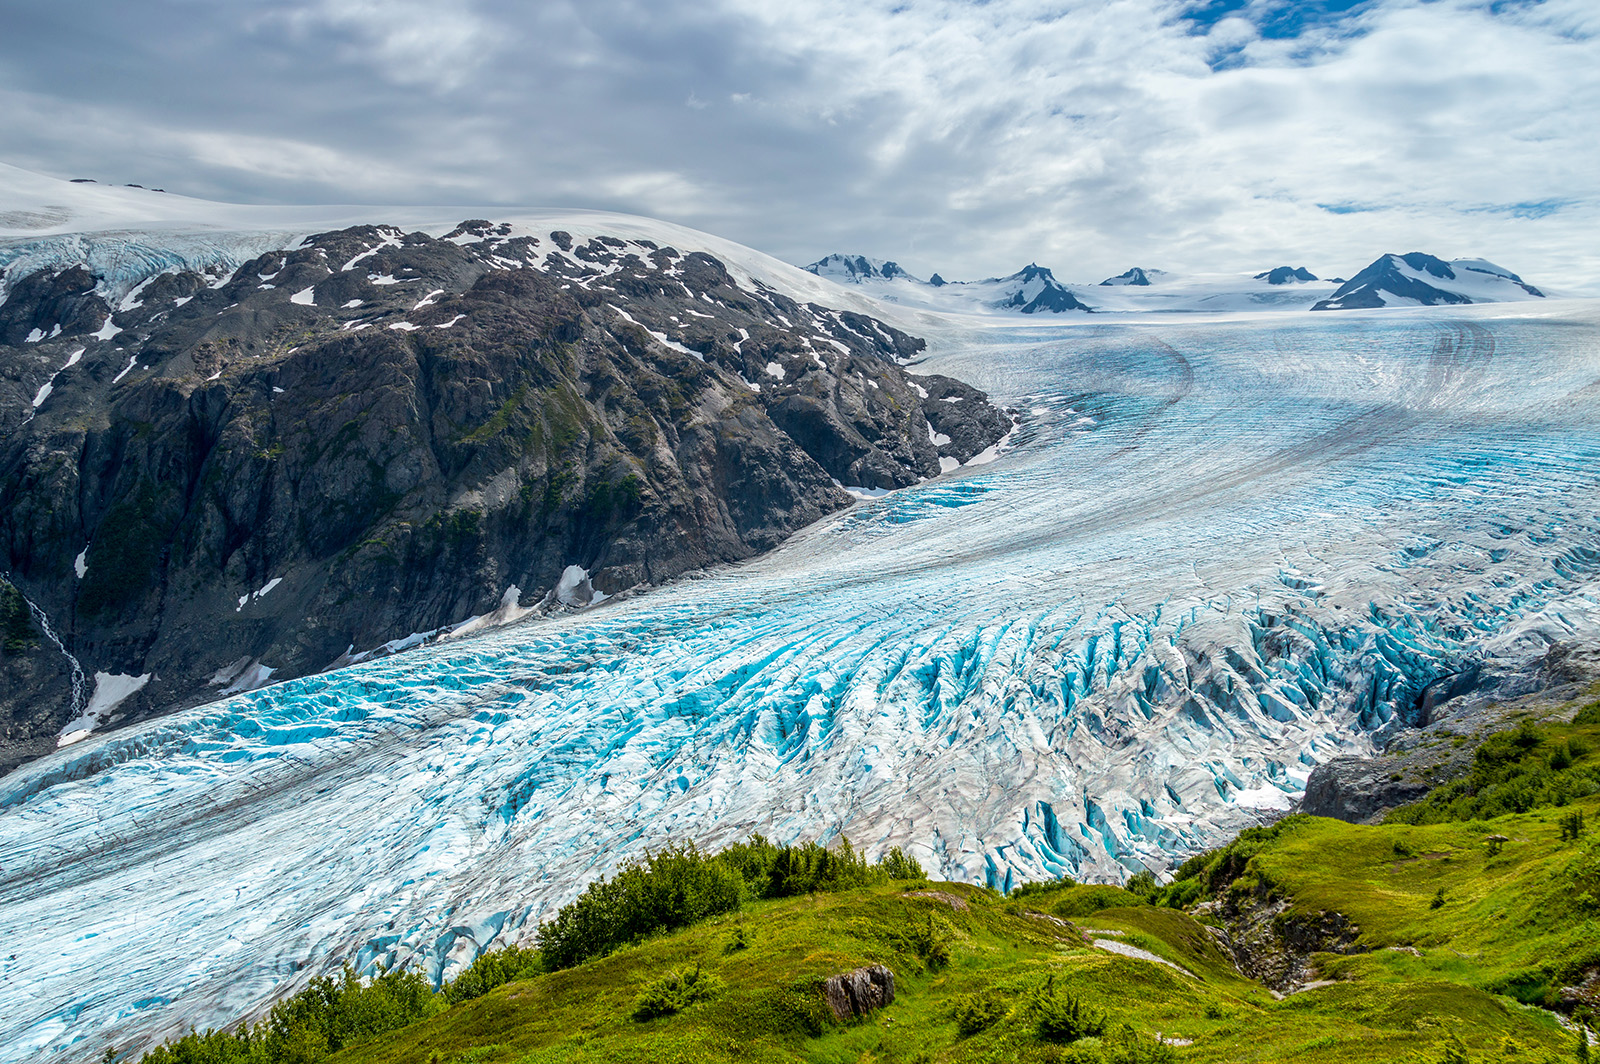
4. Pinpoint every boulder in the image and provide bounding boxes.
[822,965,895,1021]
